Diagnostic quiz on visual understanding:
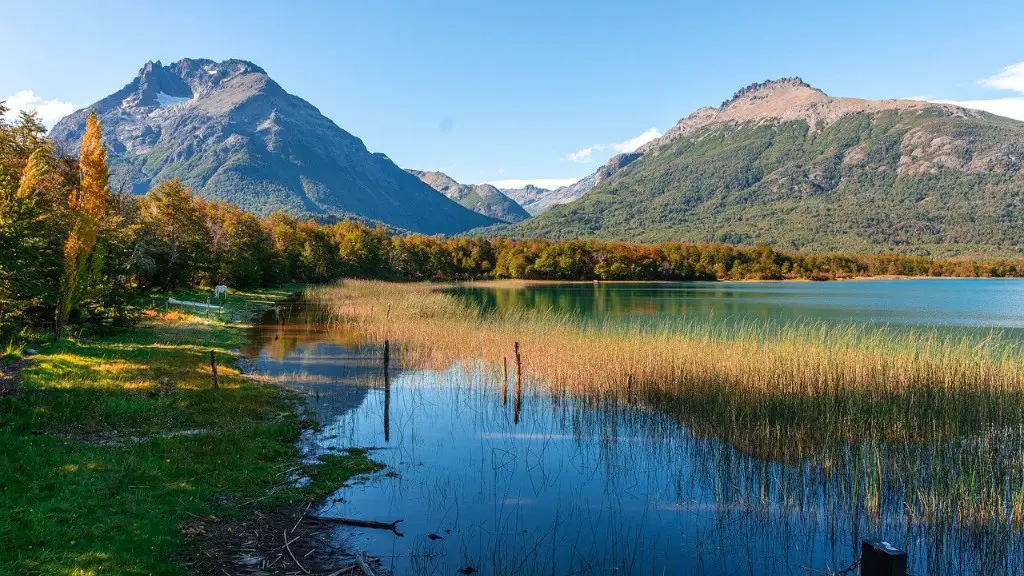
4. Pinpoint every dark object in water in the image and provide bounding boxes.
[861,540,907,576]
[427,533,443,540]
[305,515,404,537]
[457,566,478,575]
